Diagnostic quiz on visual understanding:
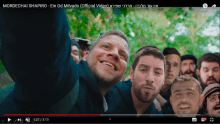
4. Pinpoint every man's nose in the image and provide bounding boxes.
[168,65,173,72]
[108,48,120,61]
[145,71,154,84]
[181,94,188,102]
[208,70,214,76]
